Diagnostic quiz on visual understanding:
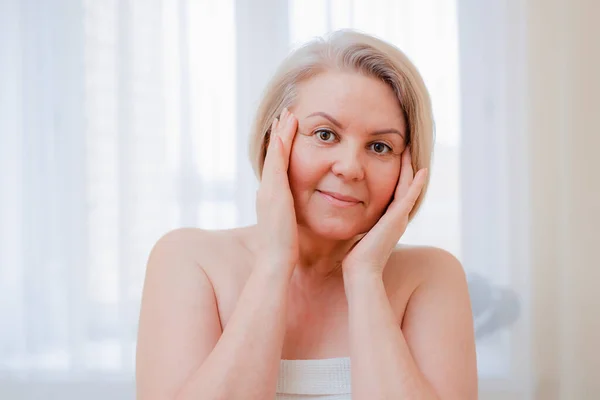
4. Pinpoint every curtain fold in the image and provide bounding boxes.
[526,0,600,397]
[458,0,600,398]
